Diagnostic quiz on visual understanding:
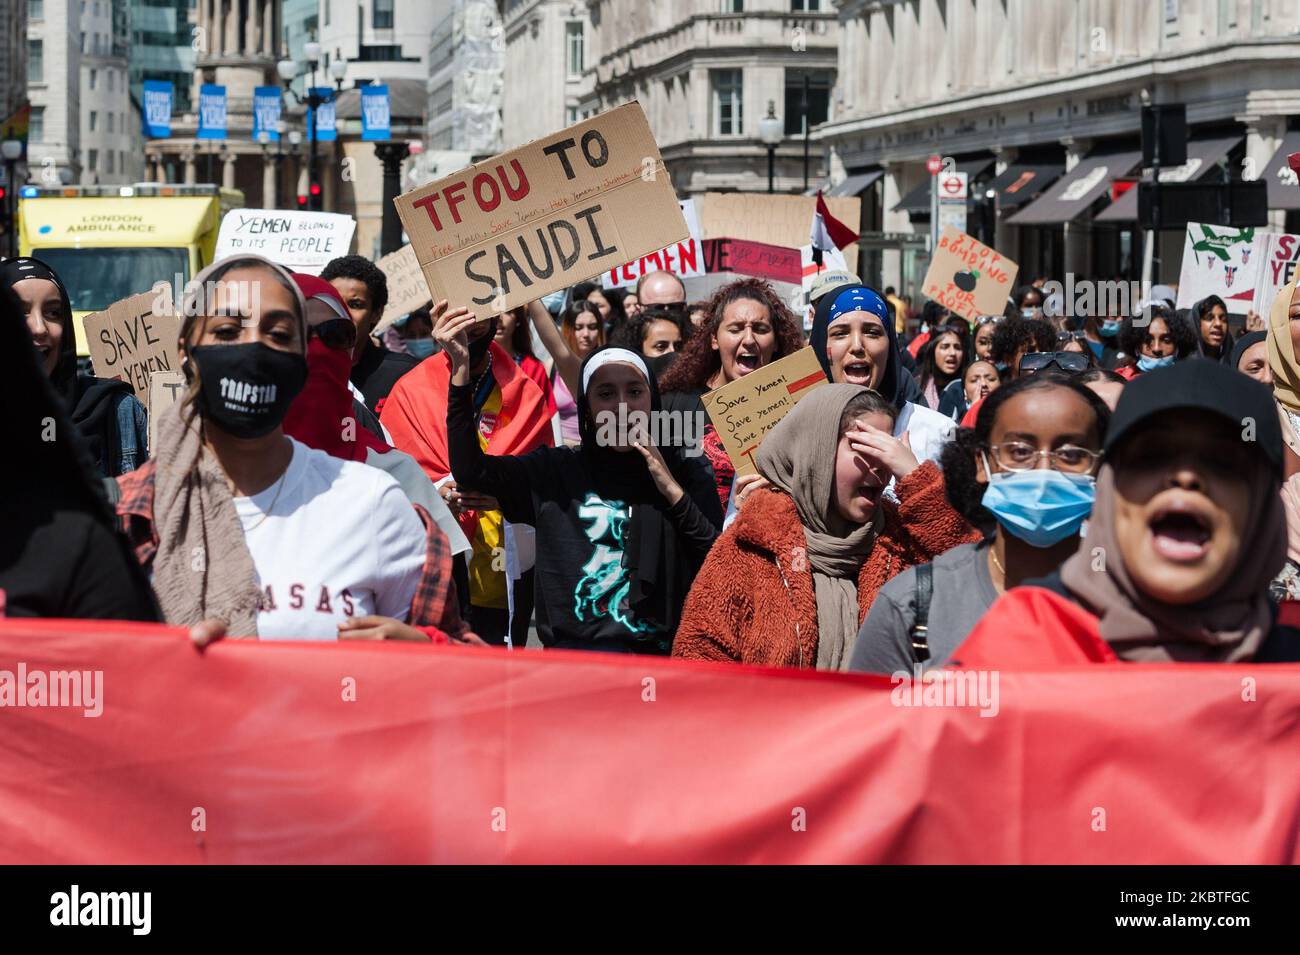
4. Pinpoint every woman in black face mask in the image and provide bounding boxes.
[115,255,470,645]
